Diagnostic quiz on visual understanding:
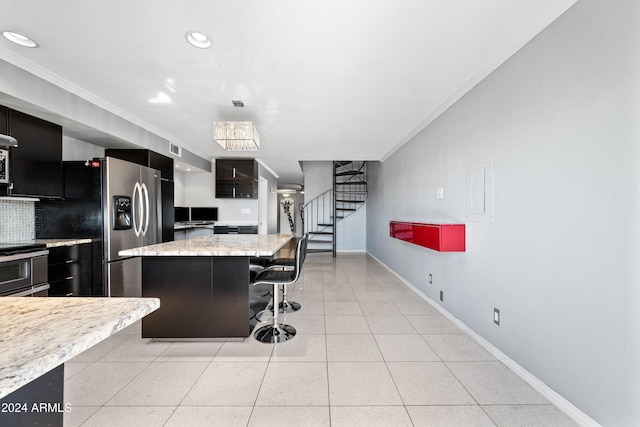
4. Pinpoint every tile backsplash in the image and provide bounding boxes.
[0,200,35,241]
